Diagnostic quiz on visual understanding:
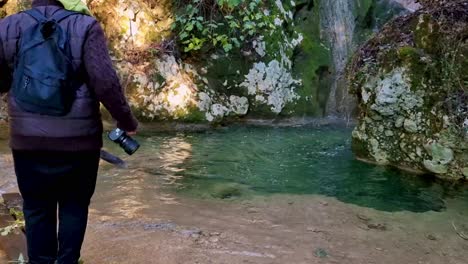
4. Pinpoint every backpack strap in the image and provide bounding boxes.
[23,9,48,23]
[51,9,81,23]
[24,9,80,23]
